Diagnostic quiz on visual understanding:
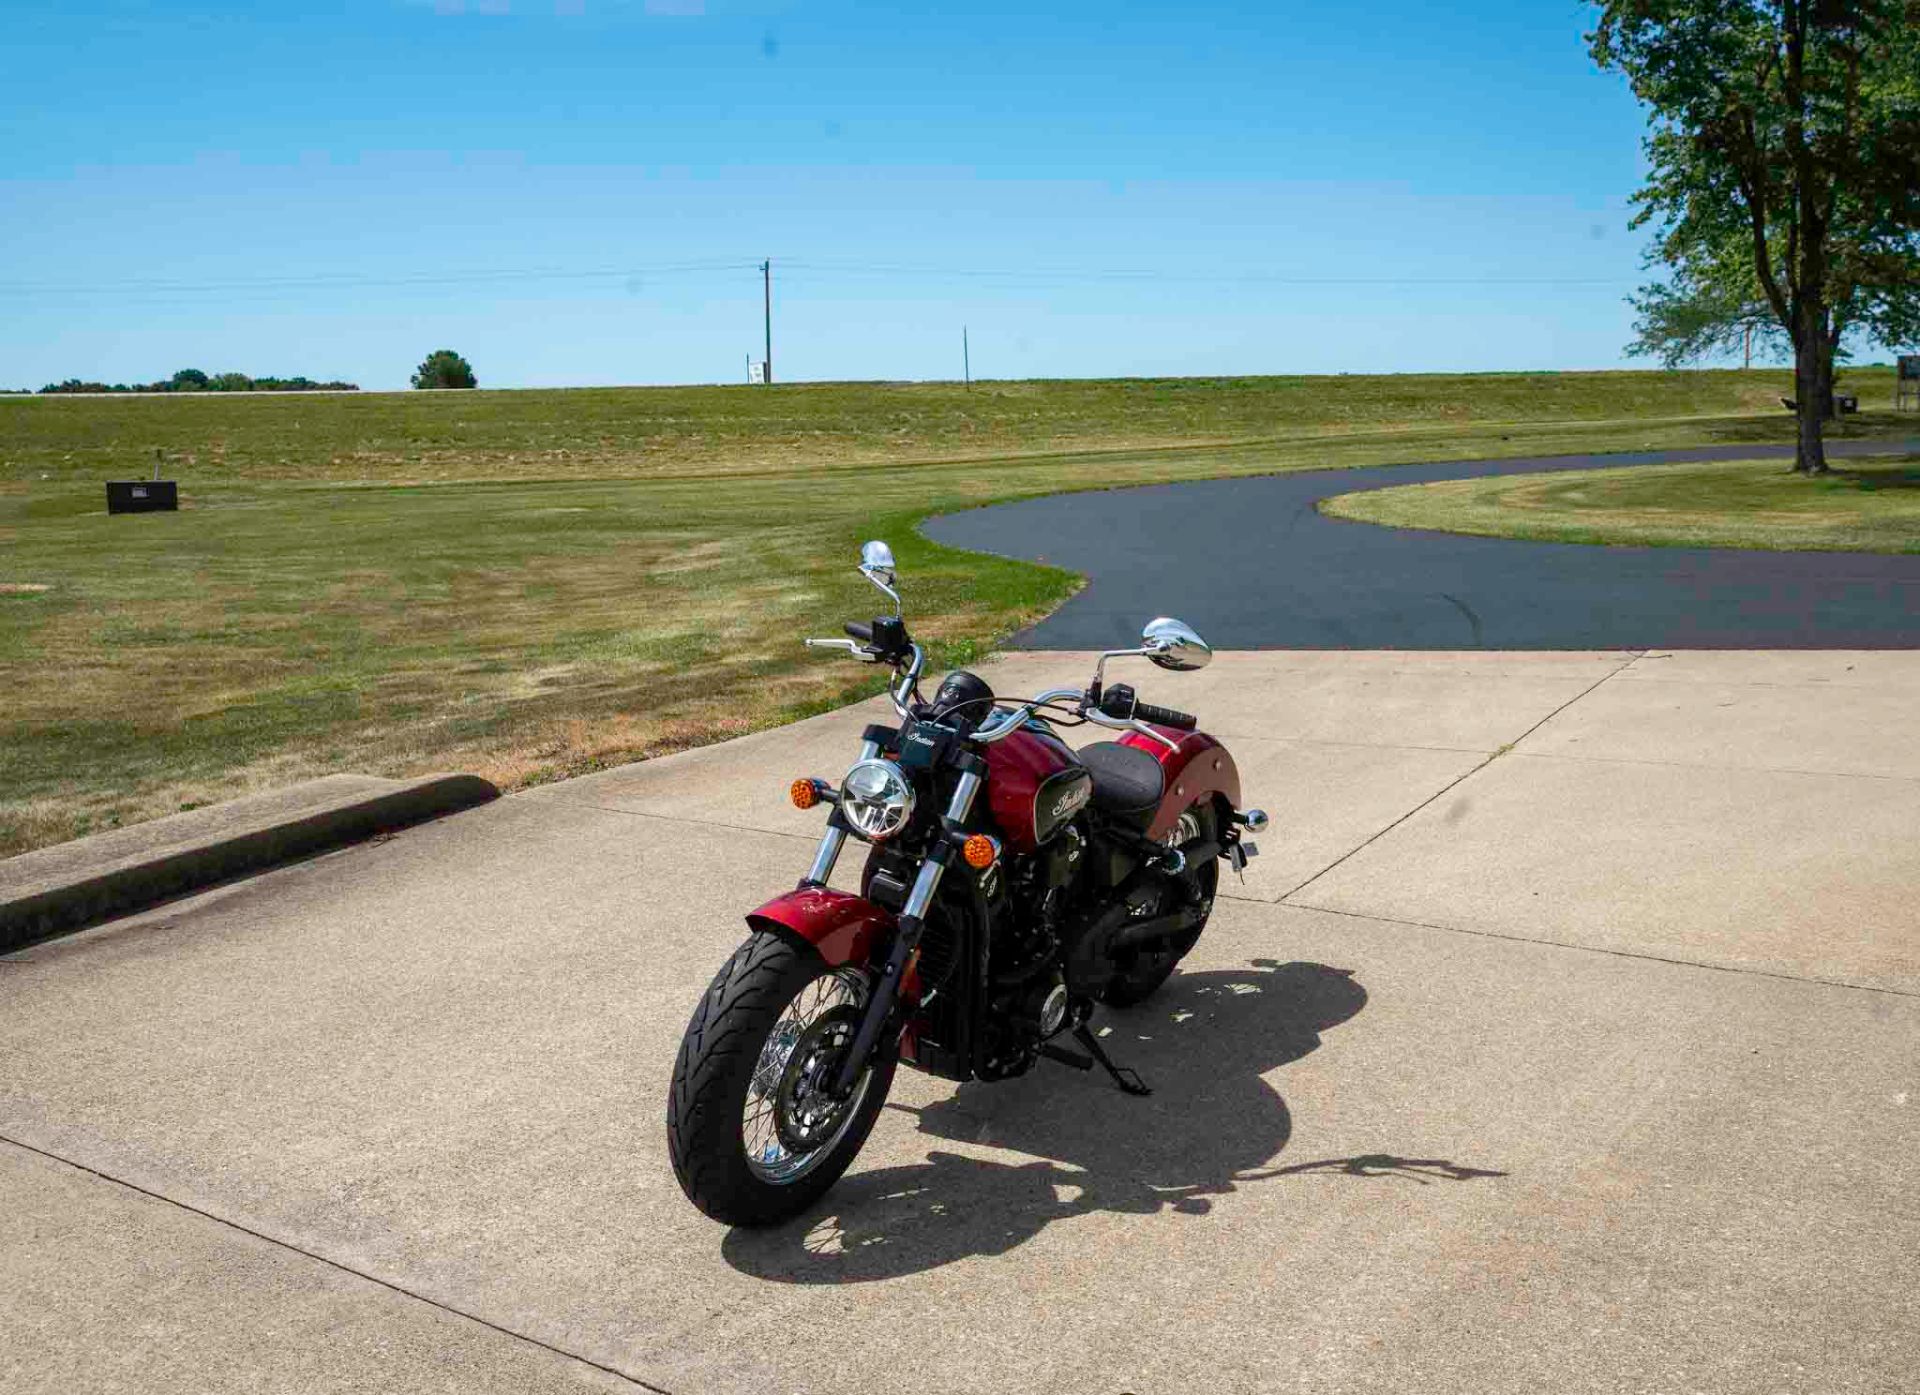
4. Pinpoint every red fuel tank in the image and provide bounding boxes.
[983,723,1092,854]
